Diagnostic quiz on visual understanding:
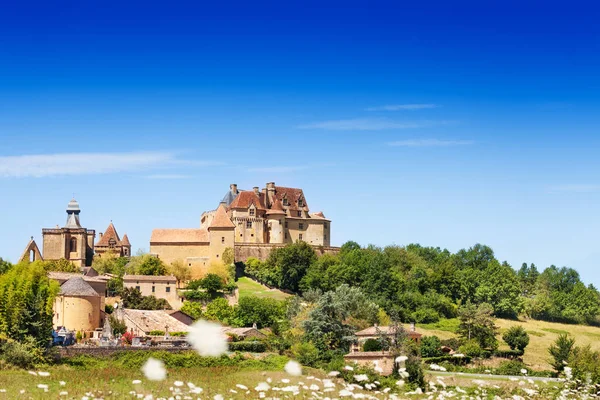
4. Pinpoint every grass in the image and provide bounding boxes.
[237,277,290,301]
[416,318,600,370]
